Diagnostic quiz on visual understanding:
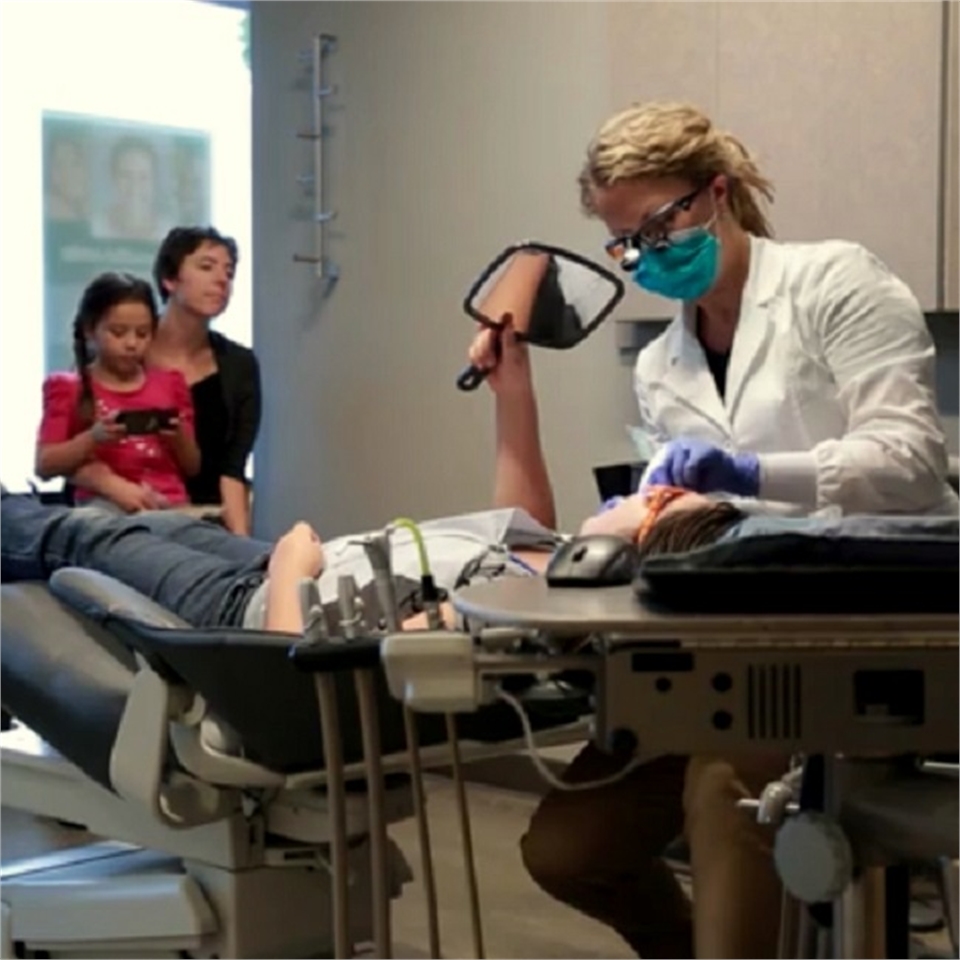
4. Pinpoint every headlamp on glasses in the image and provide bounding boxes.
[604,185,705,272]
